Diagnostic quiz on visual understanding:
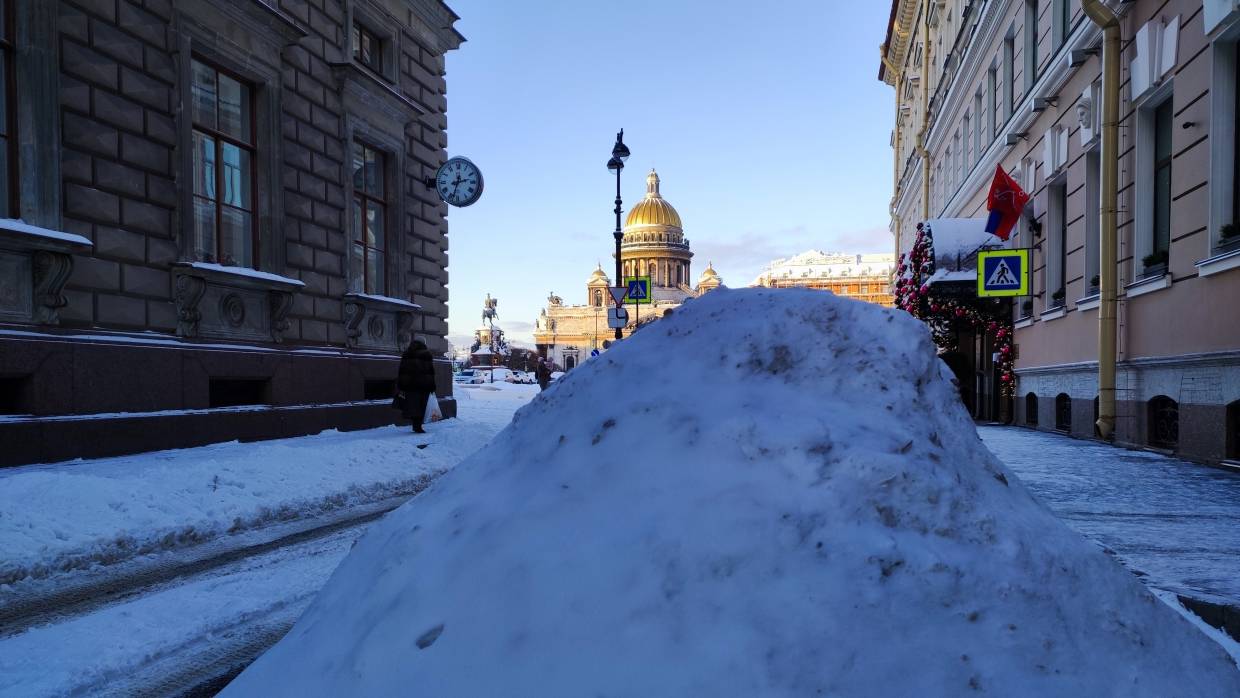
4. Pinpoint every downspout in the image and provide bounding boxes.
[1081,0,1119,439]
[916,0,932,222]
